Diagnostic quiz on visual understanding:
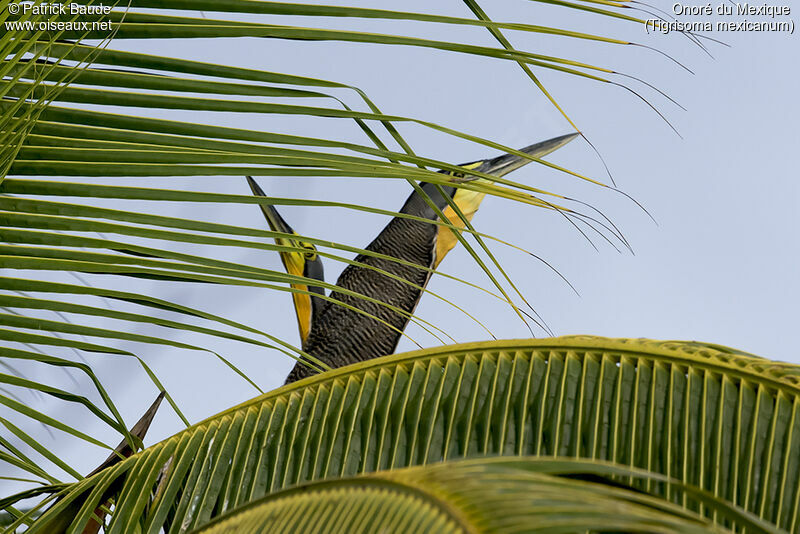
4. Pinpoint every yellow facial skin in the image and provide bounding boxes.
[277,237,318,344]
[434,162,485,269]
[434,189,486,269]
